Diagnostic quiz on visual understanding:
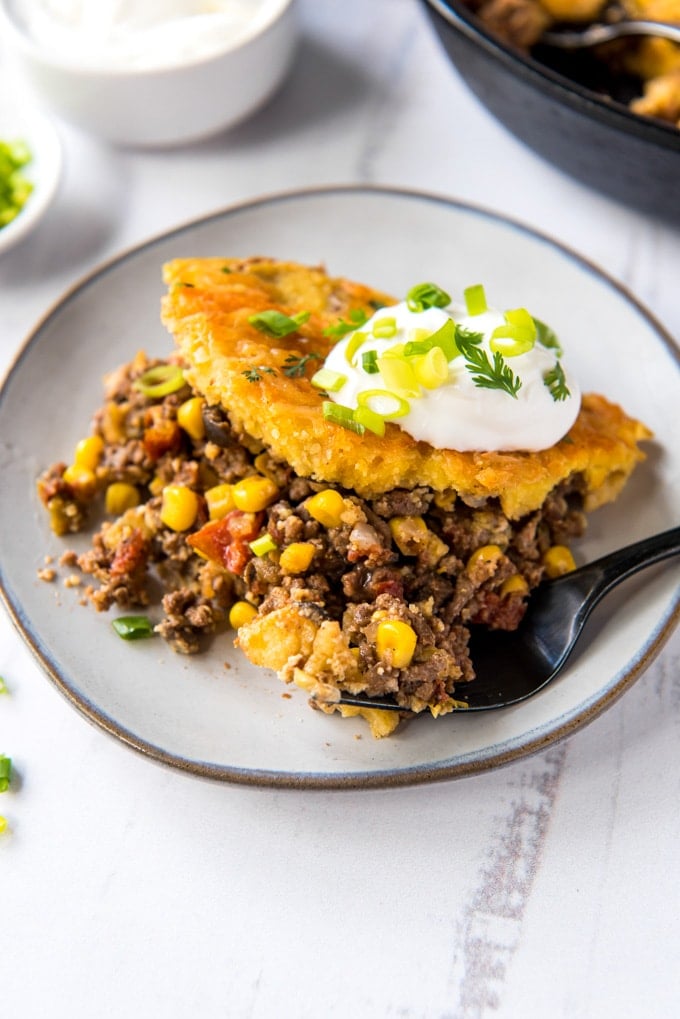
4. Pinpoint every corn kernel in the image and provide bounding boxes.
[229,600,258,629]
[375,619,417,669]
[177,397,205,441]
[105,482,140,515]
[205,483,235,520]
[232,475,279,512]
[501,574,529,597]
[149,475,165,496]
[466,544,503,574]
[74,435,104,470]
[160,485,199,532]
[62,463,96,496]
[279,541,316,574]
[305,489,346,528]
[543,545,576,579]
